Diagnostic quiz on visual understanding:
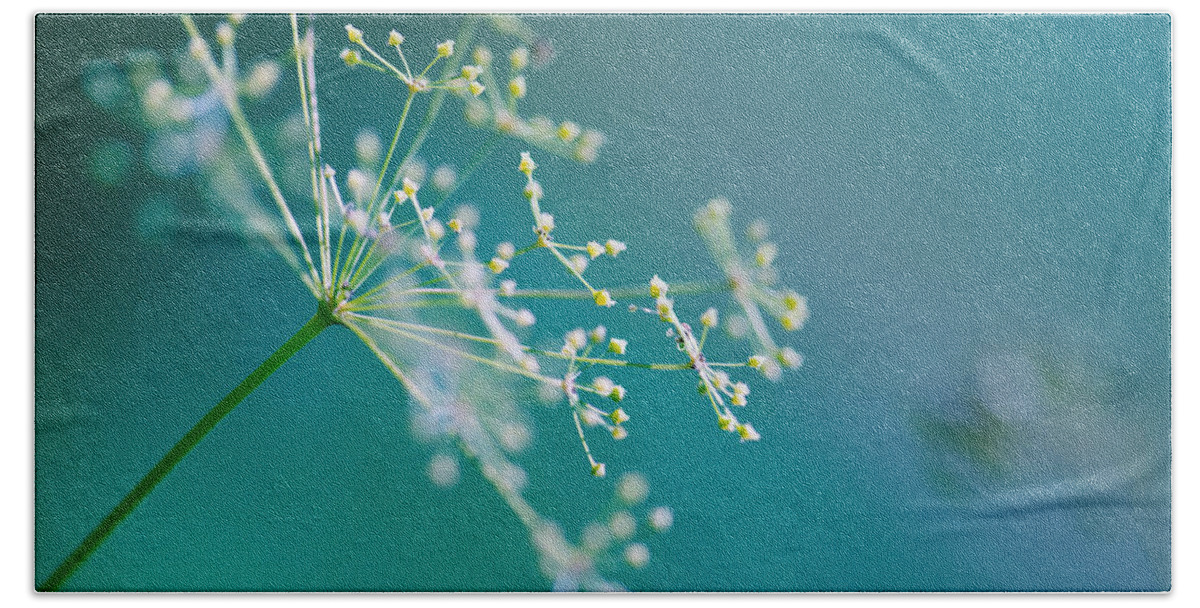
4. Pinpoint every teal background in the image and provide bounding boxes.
[36,14,1170,591]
